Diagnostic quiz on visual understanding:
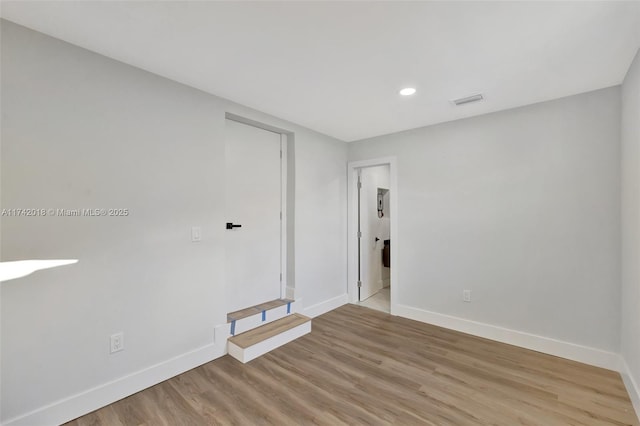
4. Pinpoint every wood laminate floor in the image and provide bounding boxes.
[66,304,639,426]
